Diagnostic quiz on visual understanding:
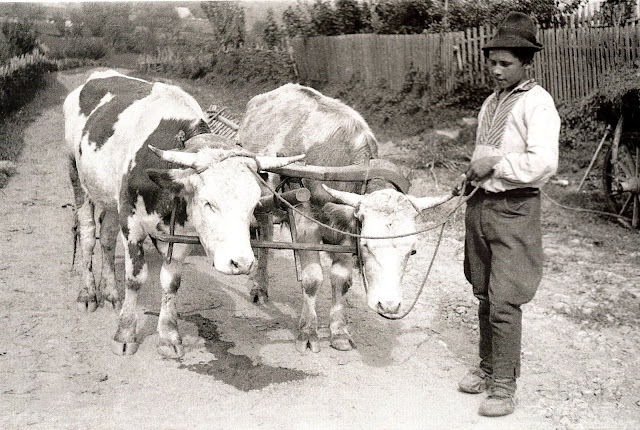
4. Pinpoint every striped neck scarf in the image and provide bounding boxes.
[477,79,537,149]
